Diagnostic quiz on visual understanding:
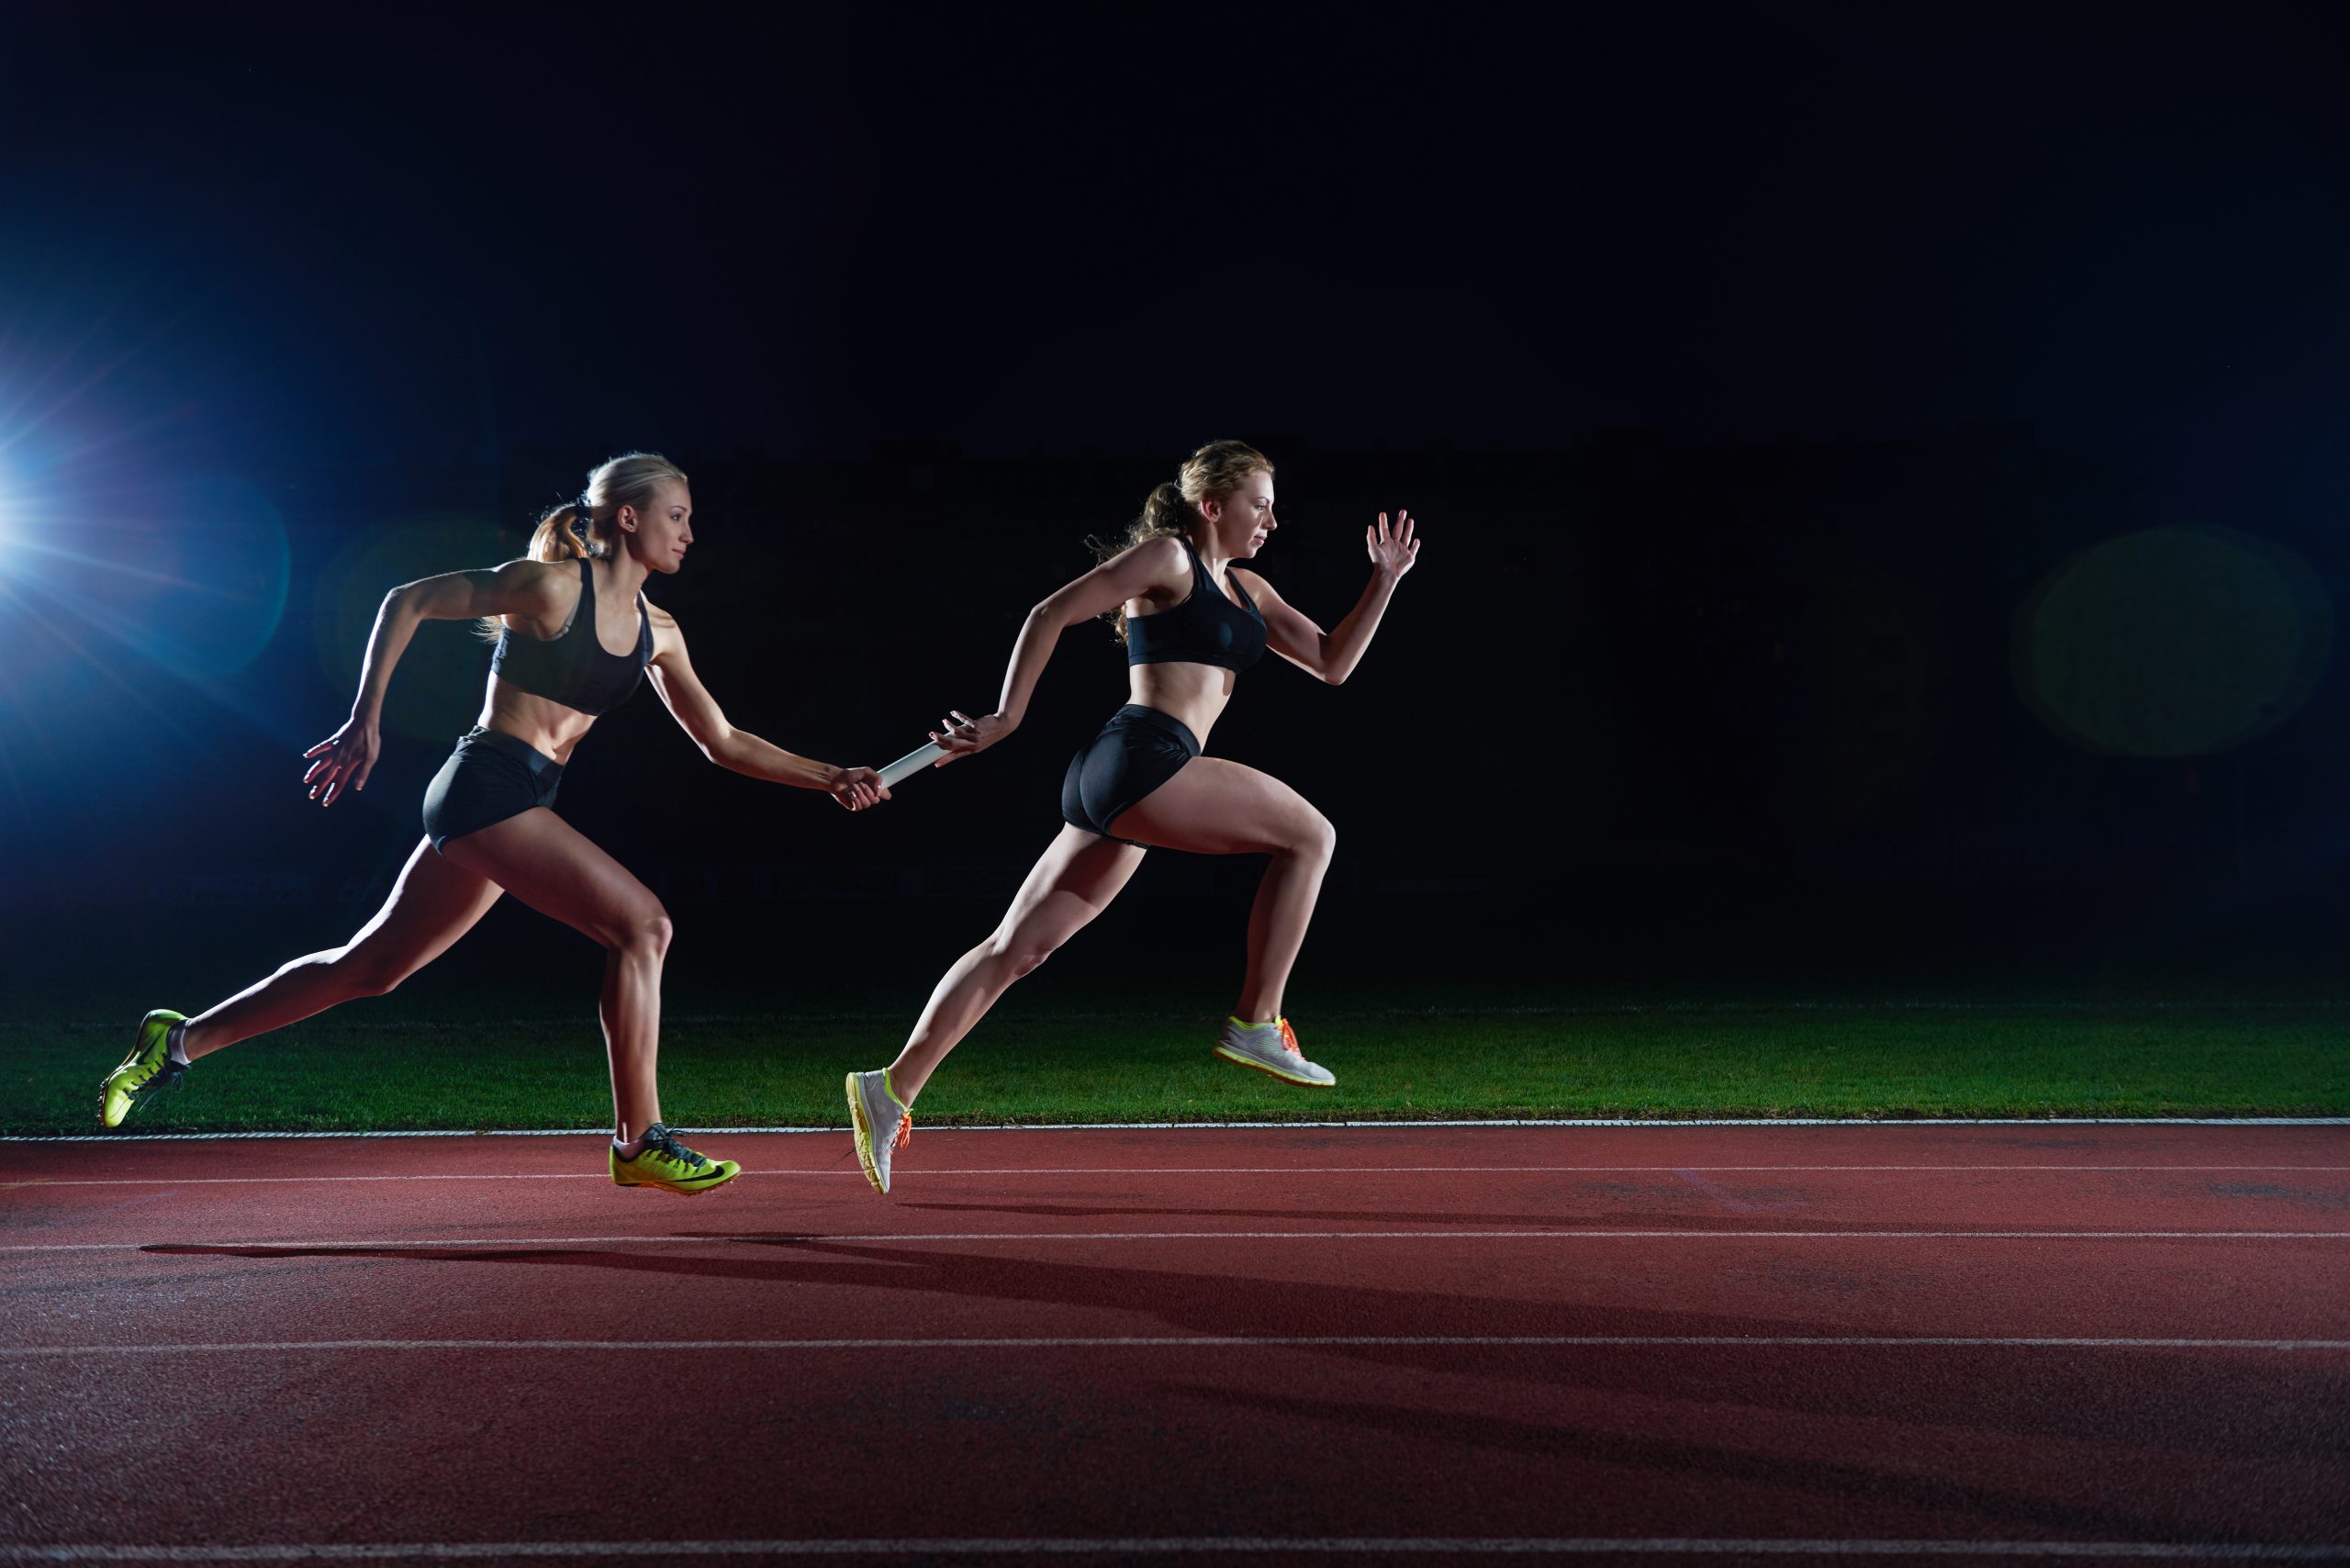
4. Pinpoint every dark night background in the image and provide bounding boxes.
[4,3,2348,1007]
